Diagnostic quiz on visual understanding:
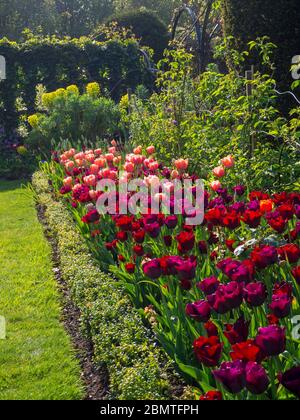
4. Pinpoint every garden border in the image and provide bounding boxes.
[32,171,185,400]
